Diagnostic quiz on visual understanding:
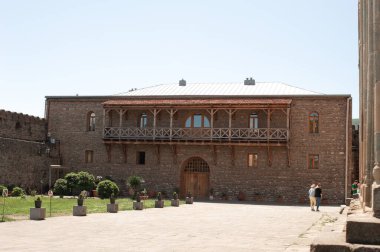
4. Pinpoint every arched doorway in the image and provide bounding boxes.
[181,157,210,199]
